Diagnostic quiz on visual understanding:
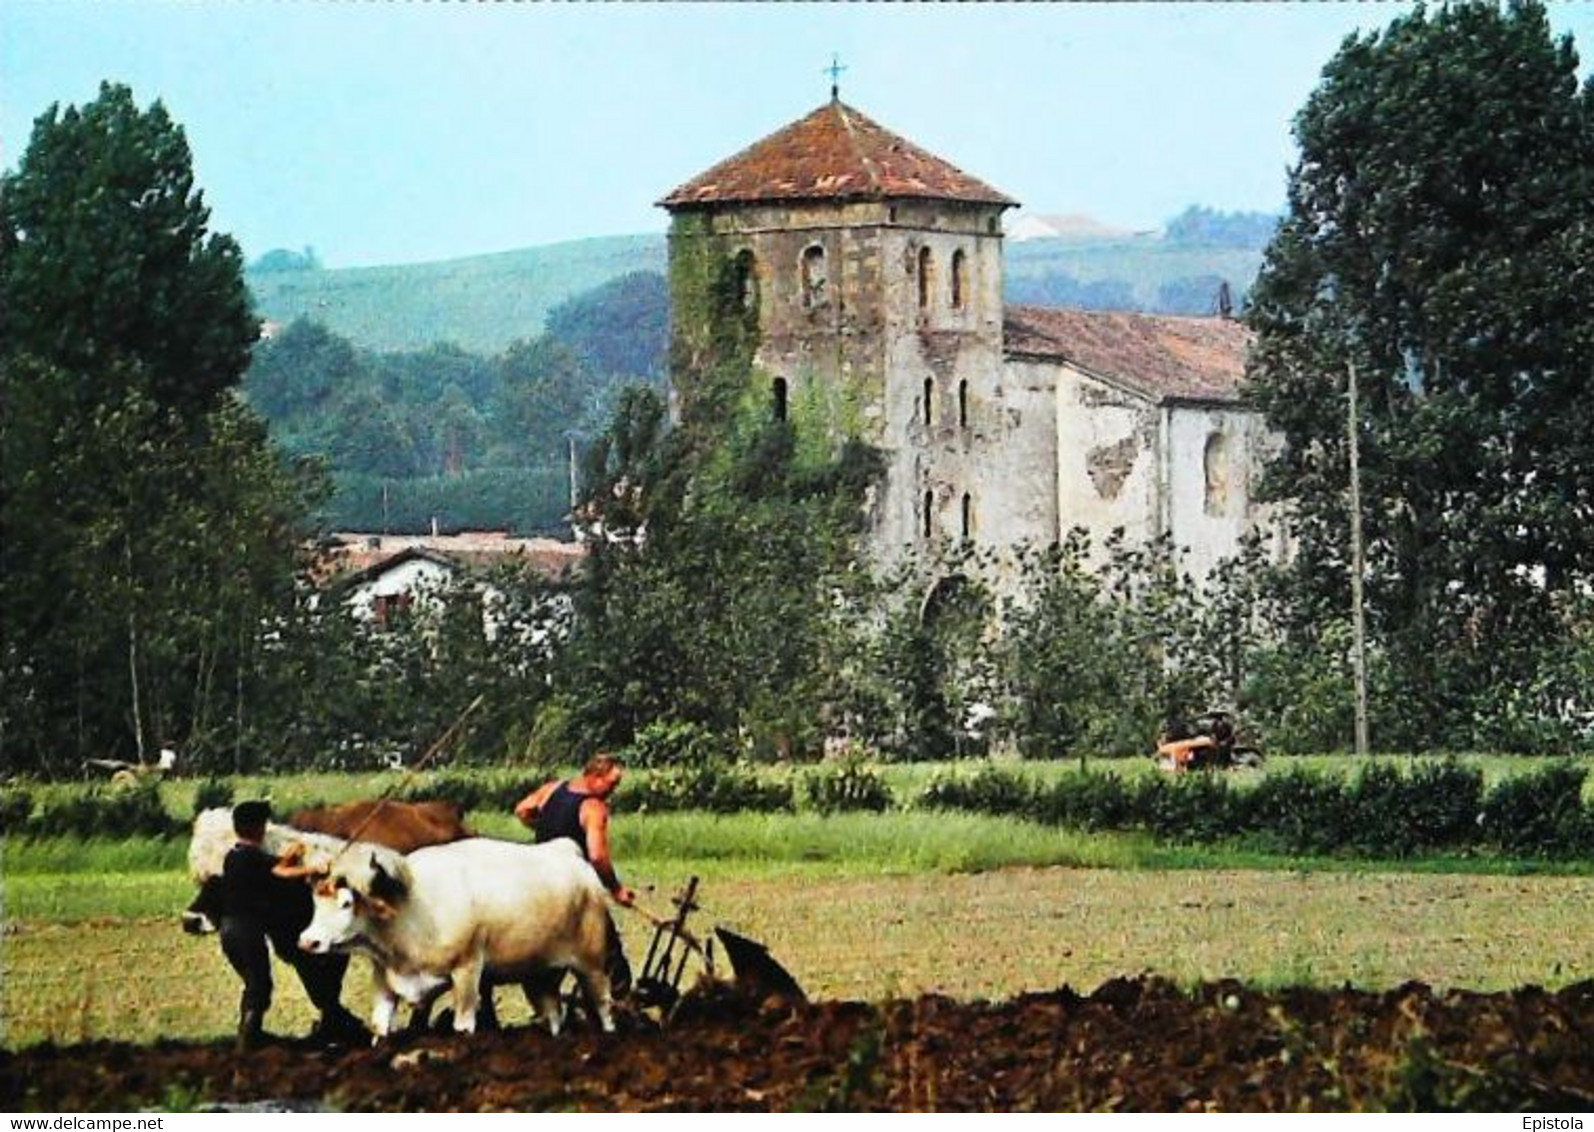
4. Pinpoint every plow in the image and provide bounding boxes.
[625,875,806,1021]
